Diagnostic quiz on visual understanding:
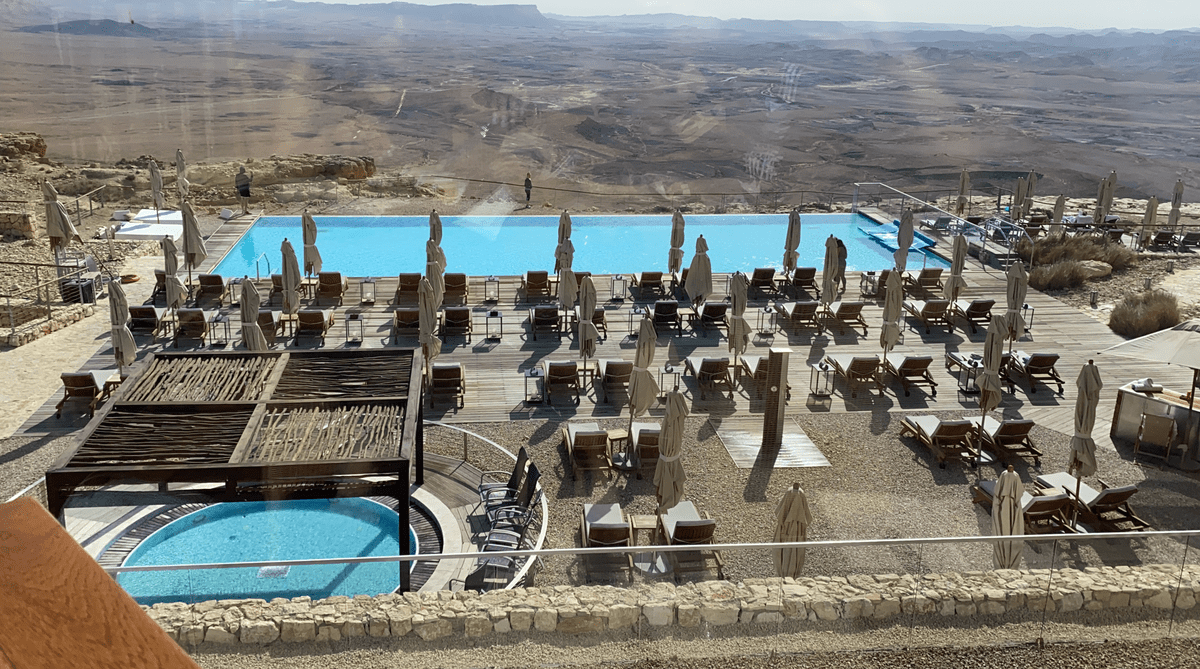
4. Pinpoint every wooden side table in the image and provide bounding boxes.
[630,514,657,546]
